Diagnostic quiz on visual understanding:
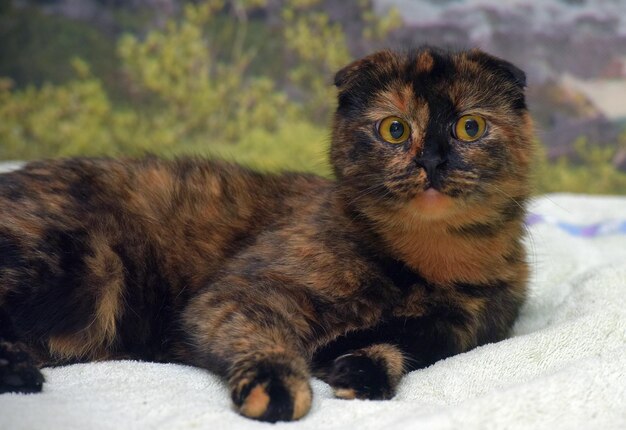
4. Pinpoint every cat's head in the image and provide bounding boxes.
[331,47,534,225]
